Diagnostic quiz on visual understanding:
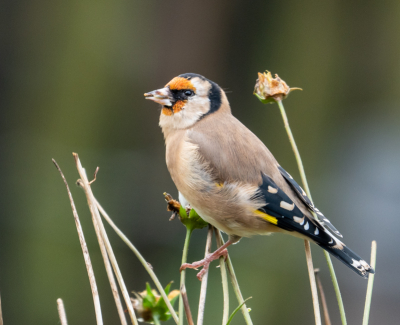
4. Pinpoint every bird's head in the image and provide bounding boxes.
[144,73,228,130]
